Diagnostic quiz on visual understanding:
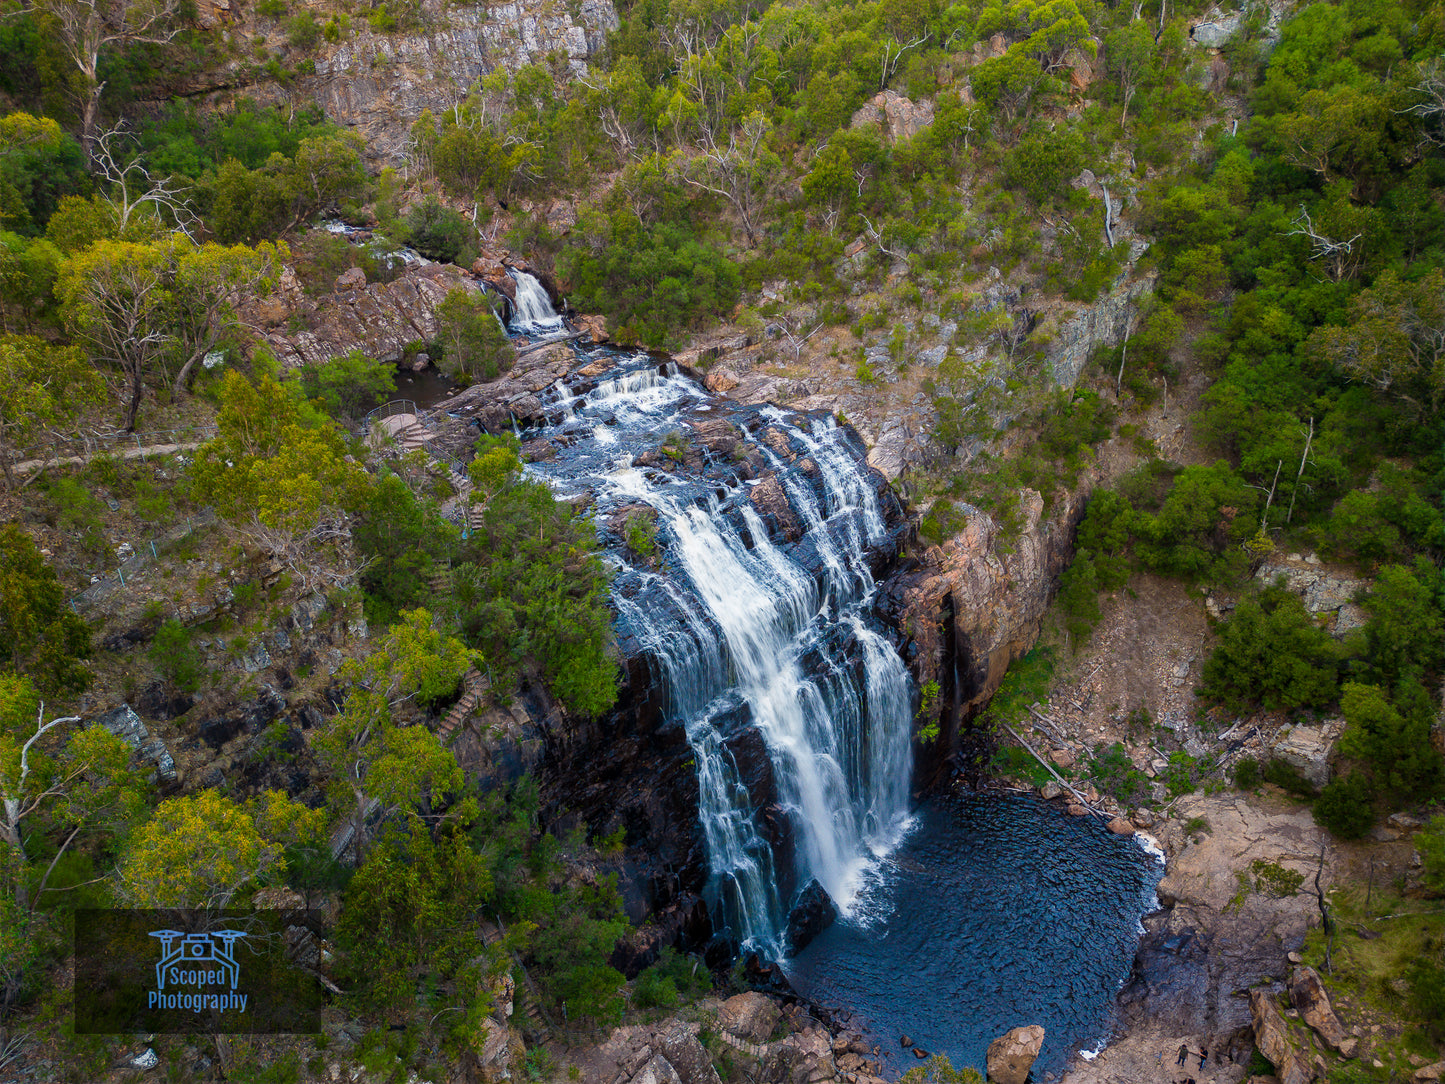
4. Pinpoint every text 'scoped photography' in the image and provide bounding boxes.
[73,909,323,1034]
